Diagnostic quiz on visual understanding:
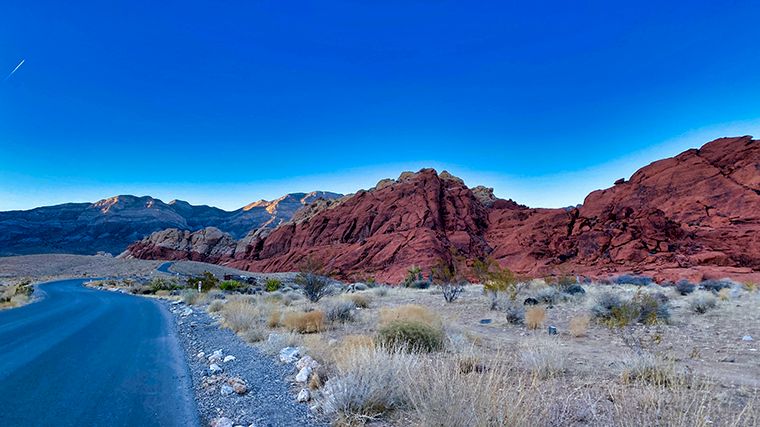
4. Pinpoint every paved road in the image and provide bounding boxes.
[156,261,176,275]
[0,279,199,426]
